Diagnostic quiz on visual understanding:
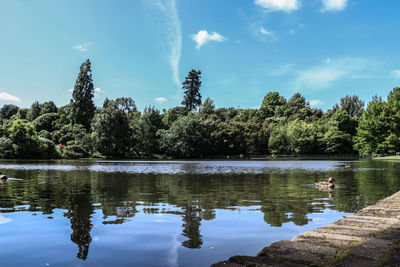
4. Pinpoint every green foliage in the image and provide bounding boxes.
[259,92,286,119]
[161,106,187,128]
[79,133,97,155]
[286,93,310,121]
[27,101,42,121]
[182,69,202,111]
[323,125,353,154]
[269,120,320,155]
[136,106,162,157]
[330,108,358,135]
[33,113,59,132]
[62,144,87,159]
[70,59,96,130]
[9,119,45,158]
[0,104,19,120]
[199,97,215,116]
[41,101,58,115]
[234,109,258,122]
[52,124,87,145]
[53,105,71,130]
[38,130,52,140]
[14,108,29,120]
[214,107,238,121]
[40,137,60,158]
[268,125,289,155]
[340,95,364,117]
[0,60,396,159]
[91,98,134,157]
[286,120,318,154]
[158,114,208,158]
[0,137,13,158]
[354,95,391,155]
